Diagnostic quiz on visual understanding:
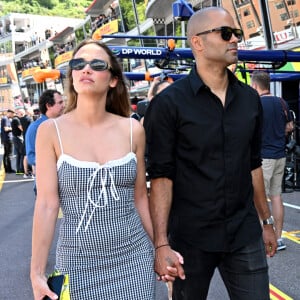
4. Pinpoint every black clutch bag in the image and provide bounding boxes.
[43,274,65,300]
